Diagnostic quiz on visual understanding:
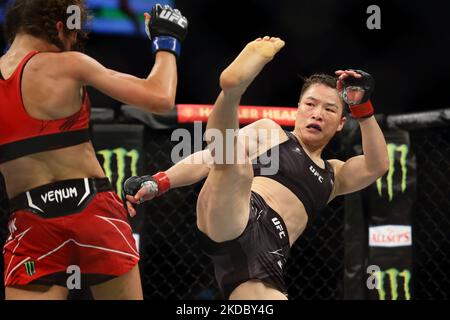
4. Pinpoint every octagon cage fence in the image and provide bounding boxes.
[0,106,449,300]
